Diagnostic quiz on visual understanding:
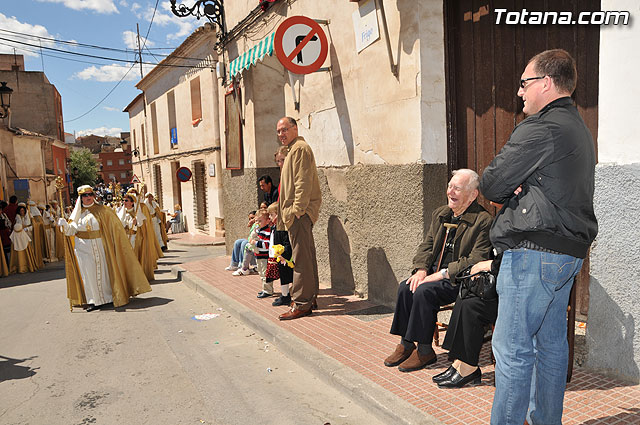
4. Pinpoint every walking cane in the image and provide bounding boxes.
[435,222,459,272]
